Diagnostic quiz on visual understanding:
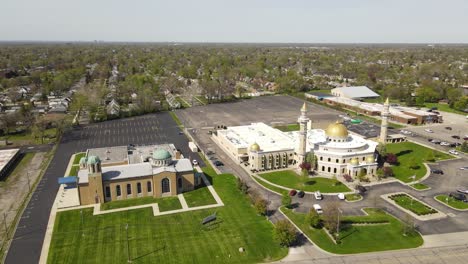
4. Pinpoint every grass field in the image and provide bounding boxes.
[386,142,452,182]
[424,103,466,115]
[48,165,287,263]
[259,170,350,193]
[410,183,430,190]
[253,176,288,195]
[0,128,57,145]
[435,195,468,210]
[100,196,182,212]
[389,194,437,215]
[282,207,422,254]
[183,185,217,207]
[345,193,362,201]
[274,124,300,132]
